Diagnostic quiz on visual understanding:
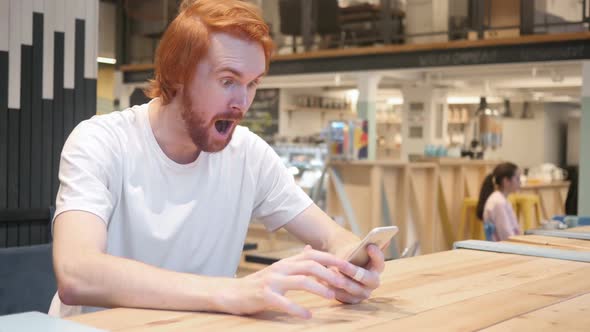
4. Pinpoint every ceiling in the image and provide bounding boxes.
[260,60,585,103]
